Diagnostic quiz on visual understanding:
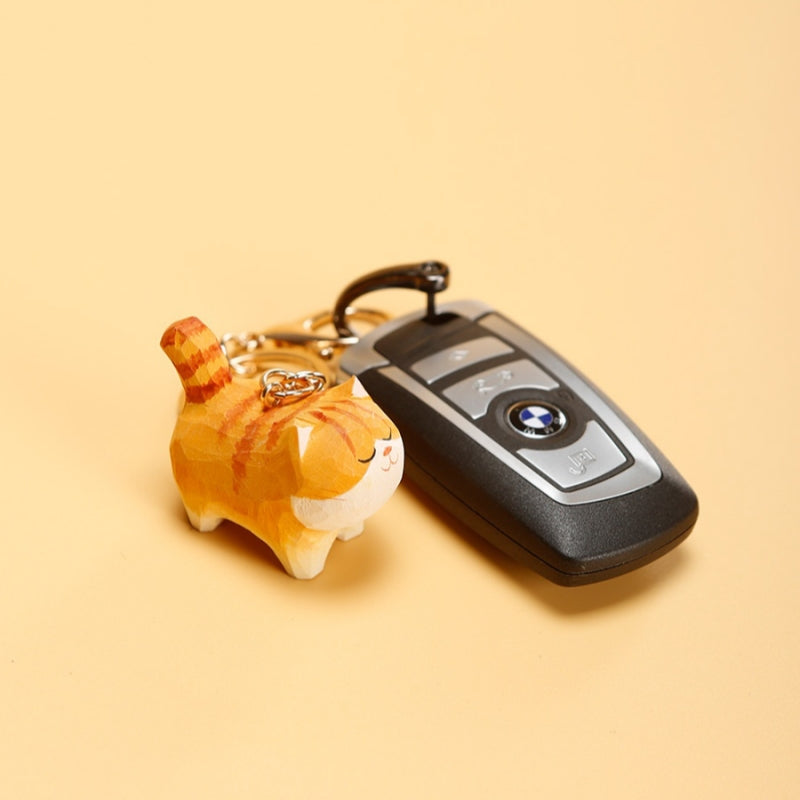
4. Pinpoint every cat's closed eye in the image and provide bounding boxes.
[358,426,396,463]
